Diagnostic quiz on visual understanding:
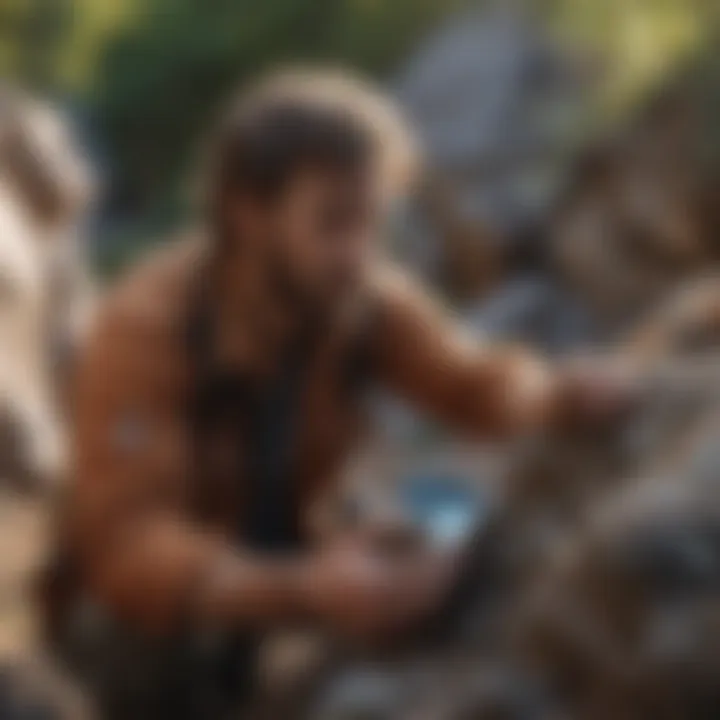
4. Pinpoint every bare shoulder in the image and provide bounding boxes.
[103,235,204,330]
[79,235,206,389]
[368,262,455,328]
